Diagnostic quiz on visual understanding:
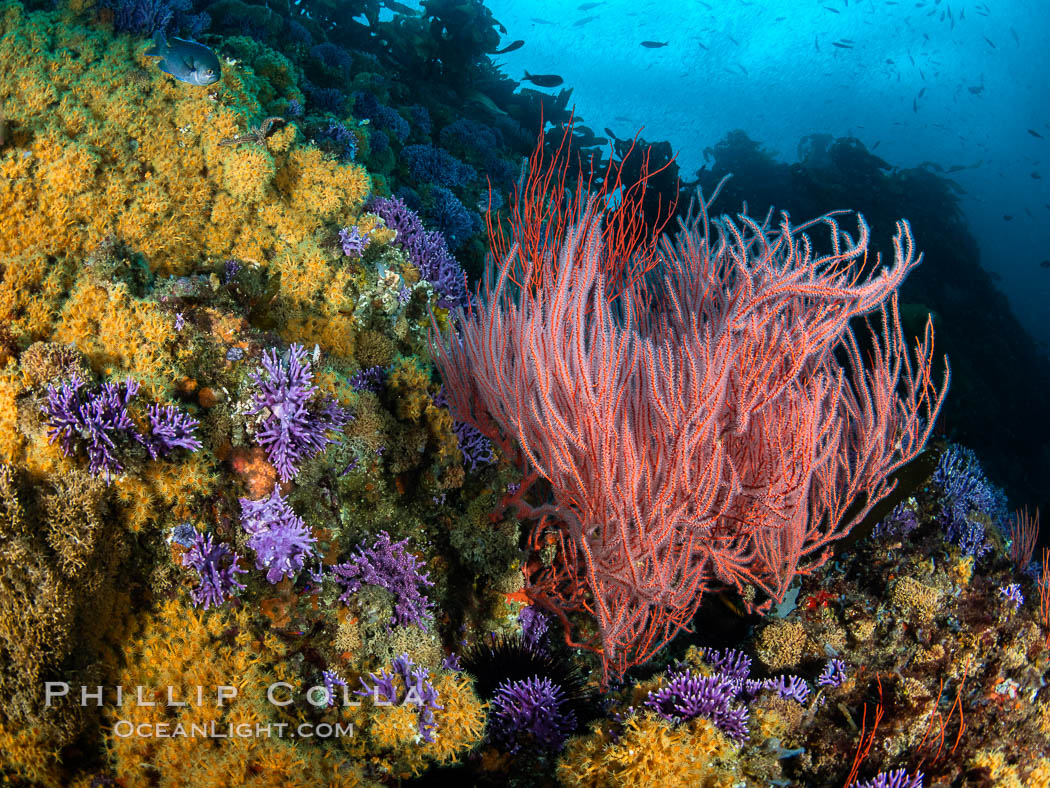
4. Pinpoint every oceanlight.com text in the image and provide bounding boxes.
[111,721,354,739]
